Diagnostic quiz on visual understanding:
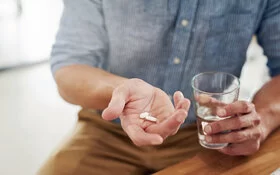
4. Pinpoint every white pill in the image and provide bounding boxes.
[139,112,149,119]
[145,115,158,122]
